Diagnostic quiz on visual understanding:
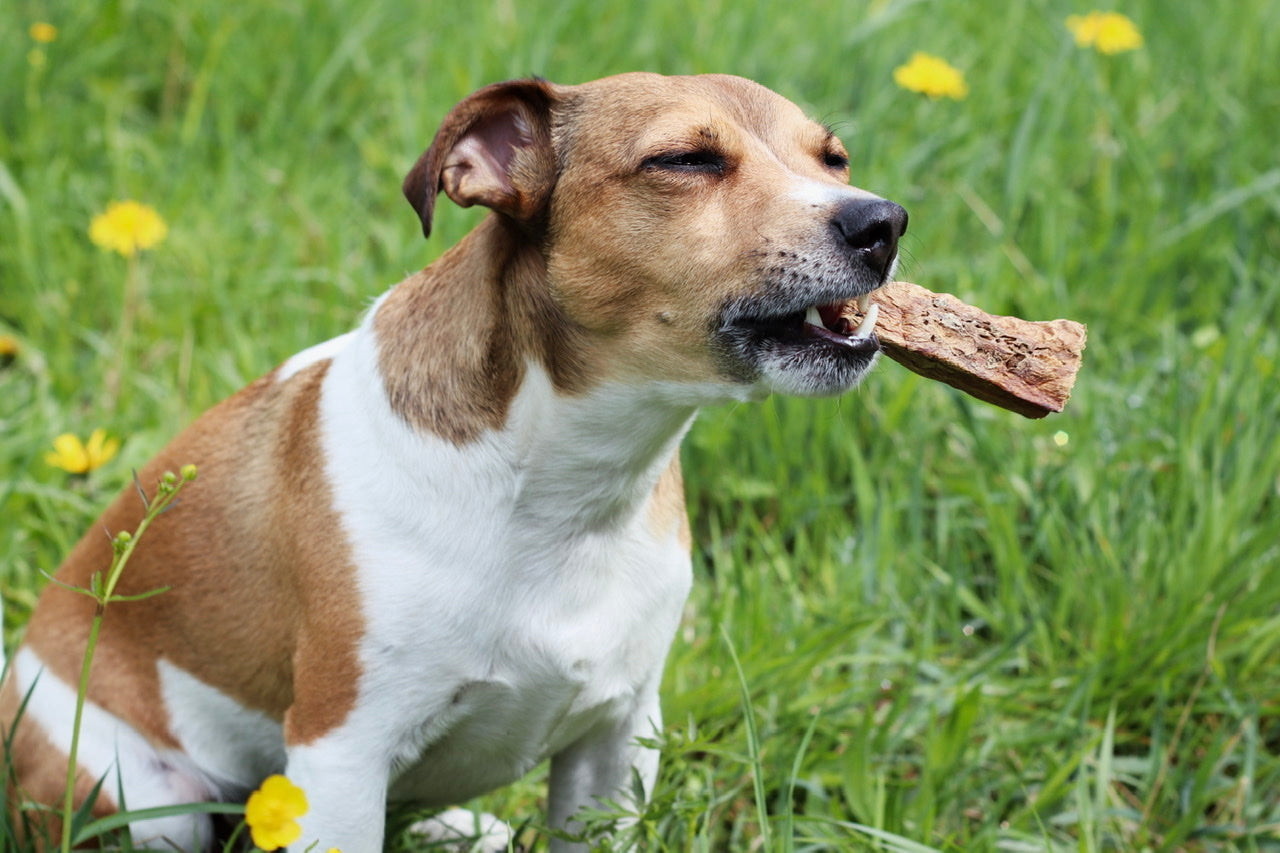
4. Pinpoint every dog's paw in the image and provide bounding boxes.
[408,807,515,852]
